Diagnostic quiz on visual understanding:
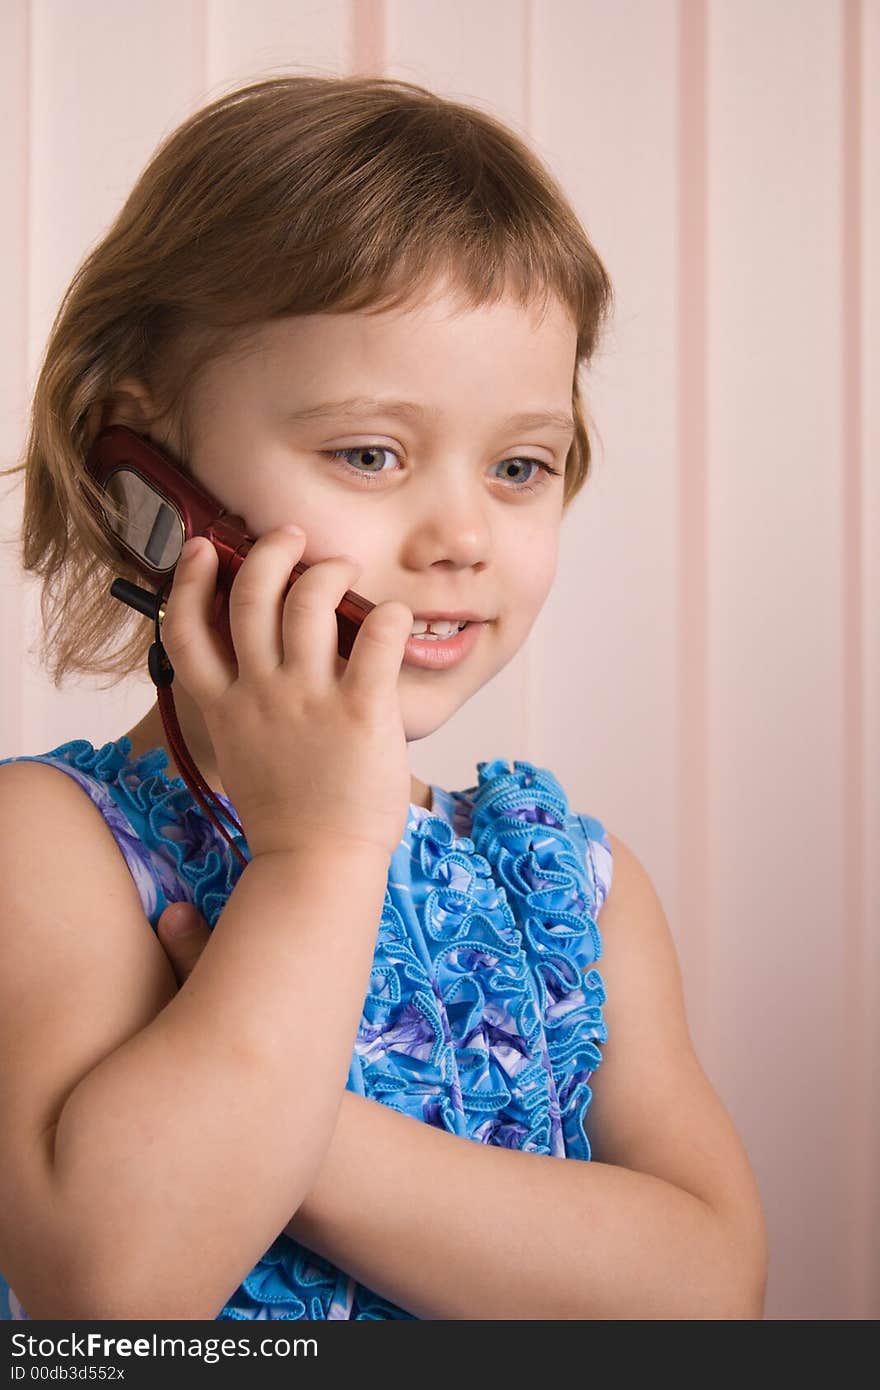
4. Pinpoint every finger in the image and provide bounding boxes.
[227,526,308,679]
[280,554,363,686]
[339,599,413,709]
[156,902,211,985]
[160,538,236,708]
